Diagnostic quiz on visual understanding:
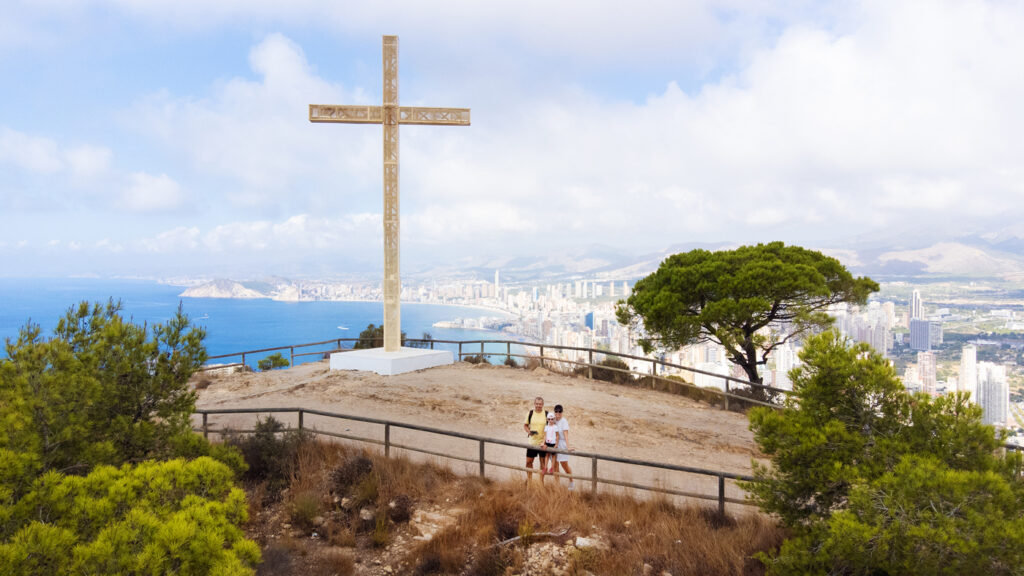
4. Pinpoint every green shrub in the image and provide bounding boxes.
[372,513,390,547]
[230,416,310,498]
[257,352,290,371]
[588,357,633,383]
[288,491,321,534]
[0,457,259,575]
